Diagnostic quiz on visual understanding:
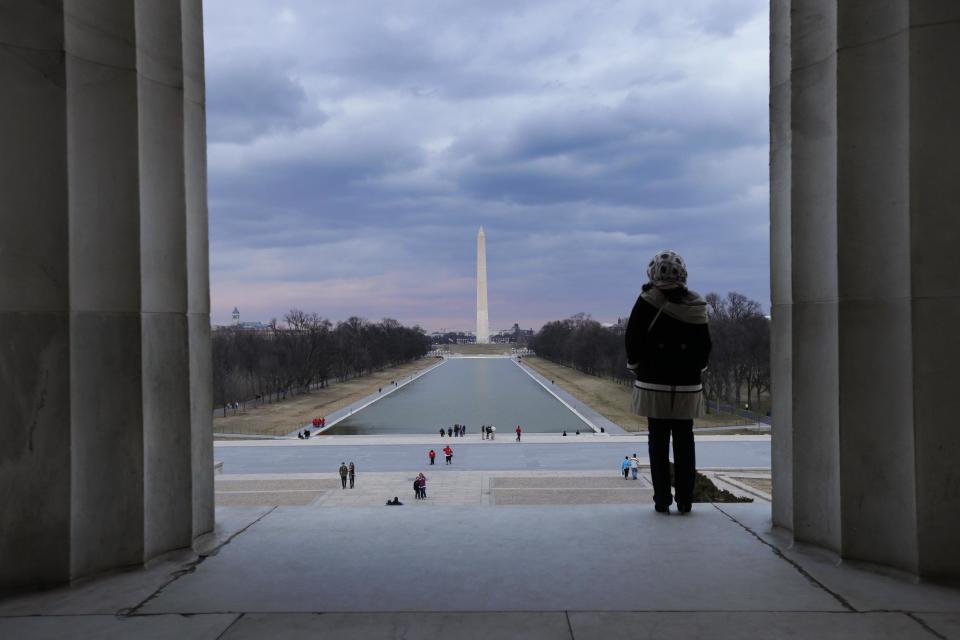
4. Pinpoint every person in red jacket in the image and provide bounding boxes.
[515,425,522,442]
[443,445,453,465]
[428,449,436,465]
